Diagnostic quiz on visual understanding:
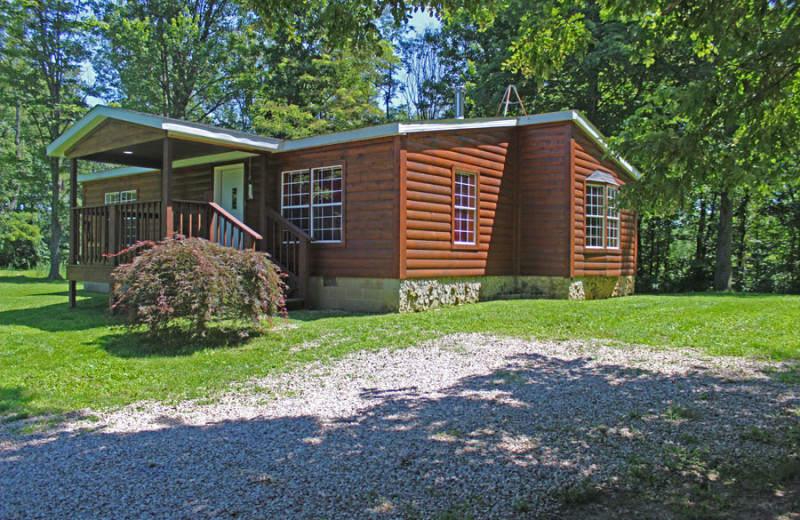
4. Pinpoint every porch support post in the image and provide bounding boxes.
[161,137,173,239]
[69,158,78,307]
[259,154,267,251]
